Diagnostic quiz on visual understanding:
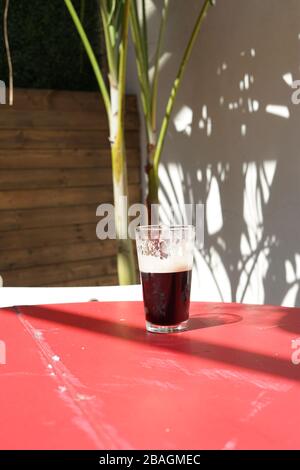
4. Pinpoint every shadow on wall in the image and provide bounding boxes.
[146,0,300,307]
